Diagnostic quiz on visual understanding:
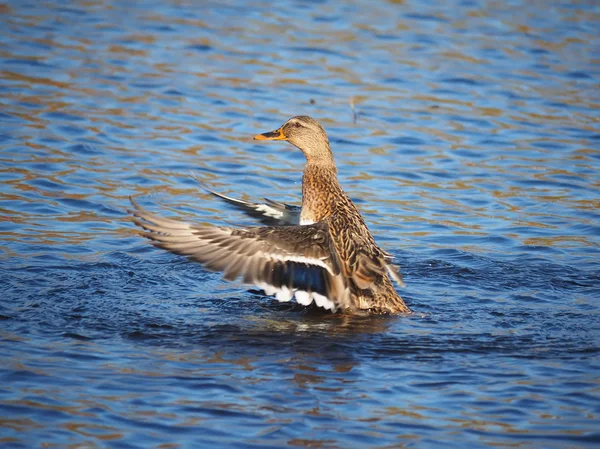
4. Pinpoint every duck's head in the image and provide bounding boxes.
[254,116,333,164]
